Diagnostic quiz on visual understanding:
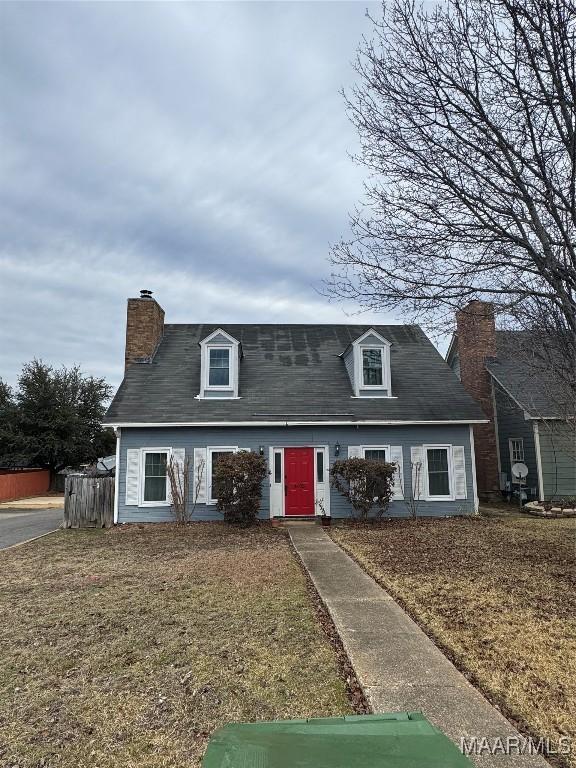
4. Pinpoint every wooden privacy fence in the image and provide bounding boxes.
[64,475,114,529]
[0,468,50,502]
